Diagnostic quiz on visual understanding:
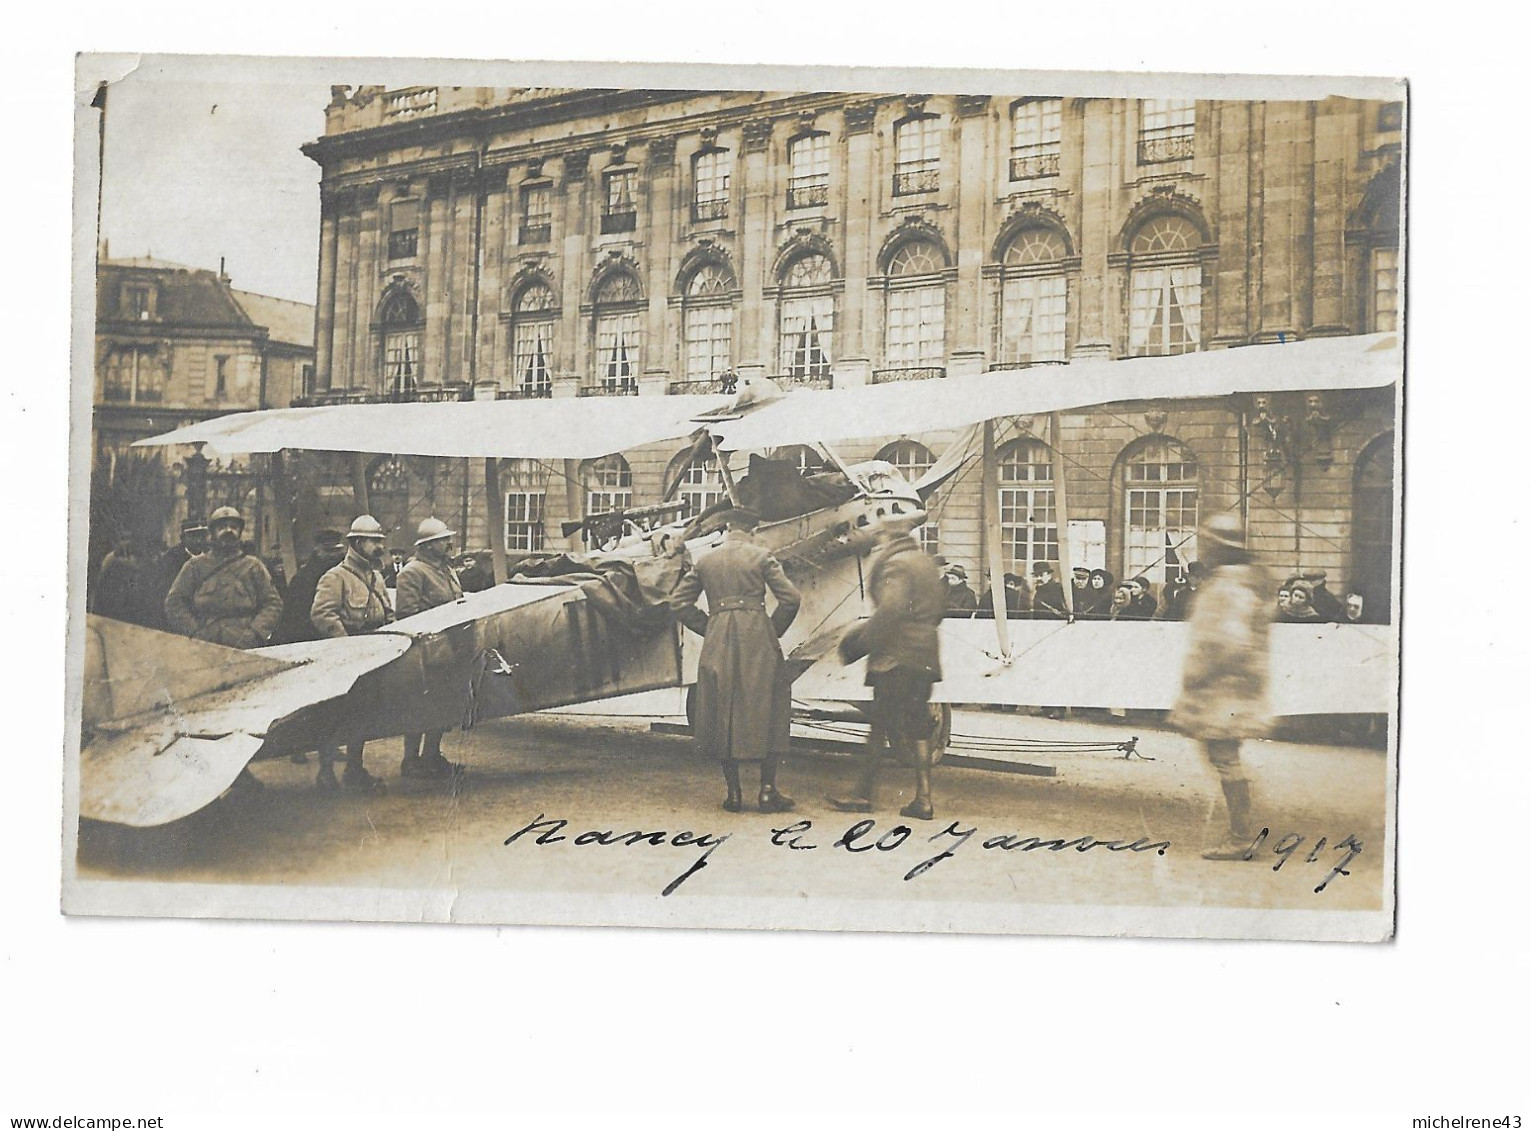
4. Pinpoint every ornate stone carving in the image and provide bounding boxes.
[743,118,773,153]
[904,94,931,115]
[956,94,991,118]
[699,126,718,148]
[610,142,628,165]
[843,101,878,134]
[648,136,677,166]
[1144,408,1169,433]
[526,157,544,179]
